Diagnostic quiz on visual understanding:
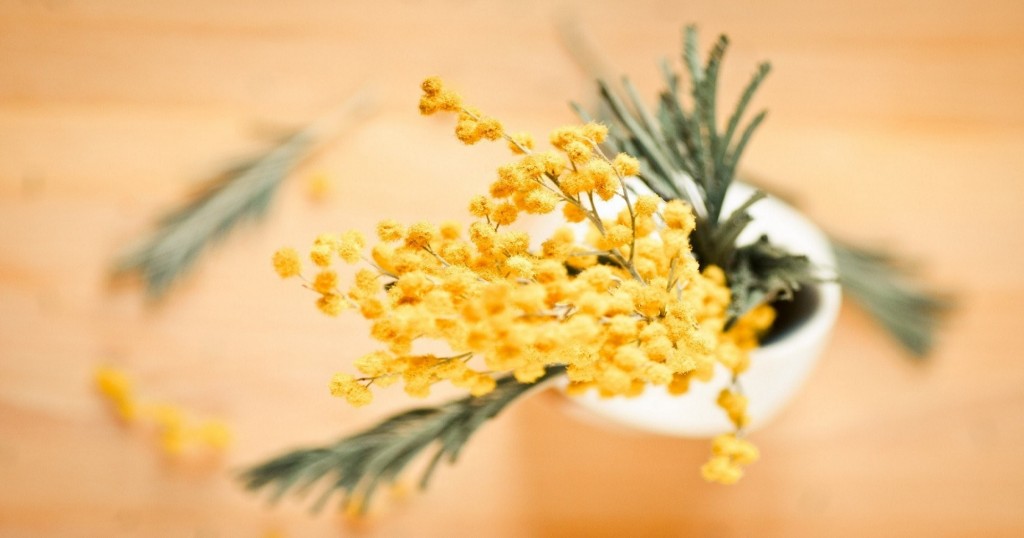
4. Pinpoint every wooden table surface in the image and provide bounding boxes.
[2,1,1024,536]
